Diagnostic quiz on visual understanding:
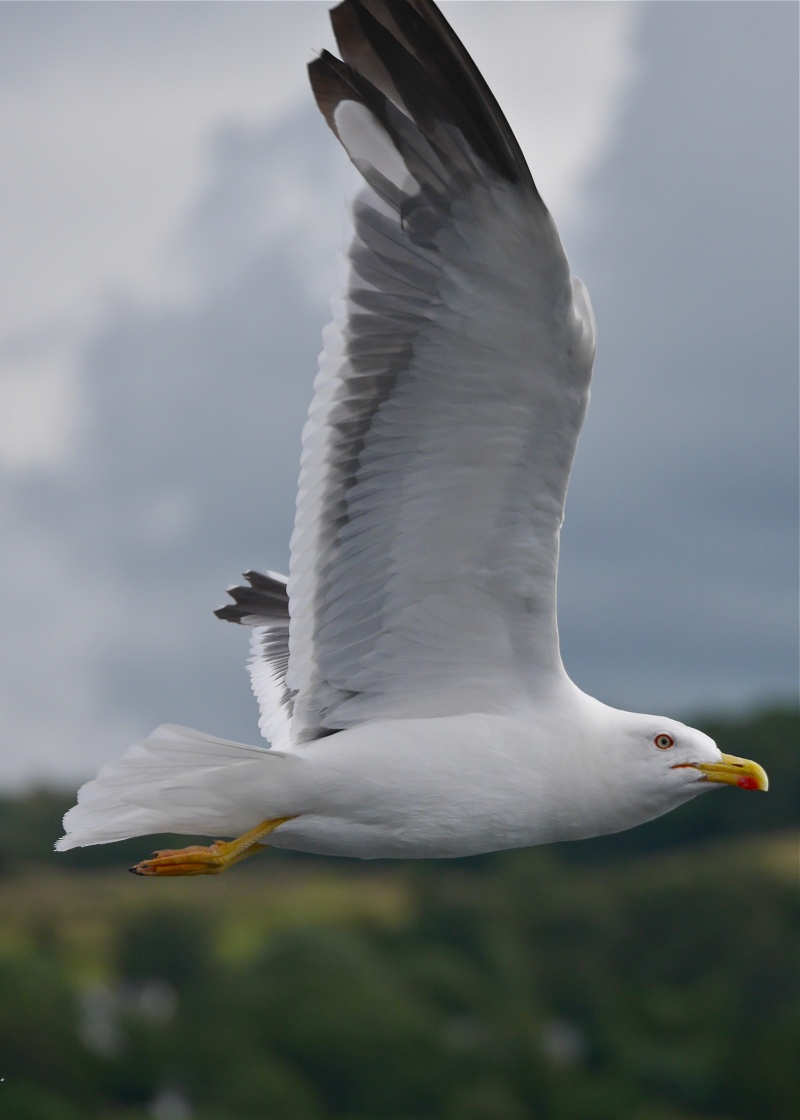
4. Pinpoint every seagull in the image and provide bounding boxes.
[58,0,767,875]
